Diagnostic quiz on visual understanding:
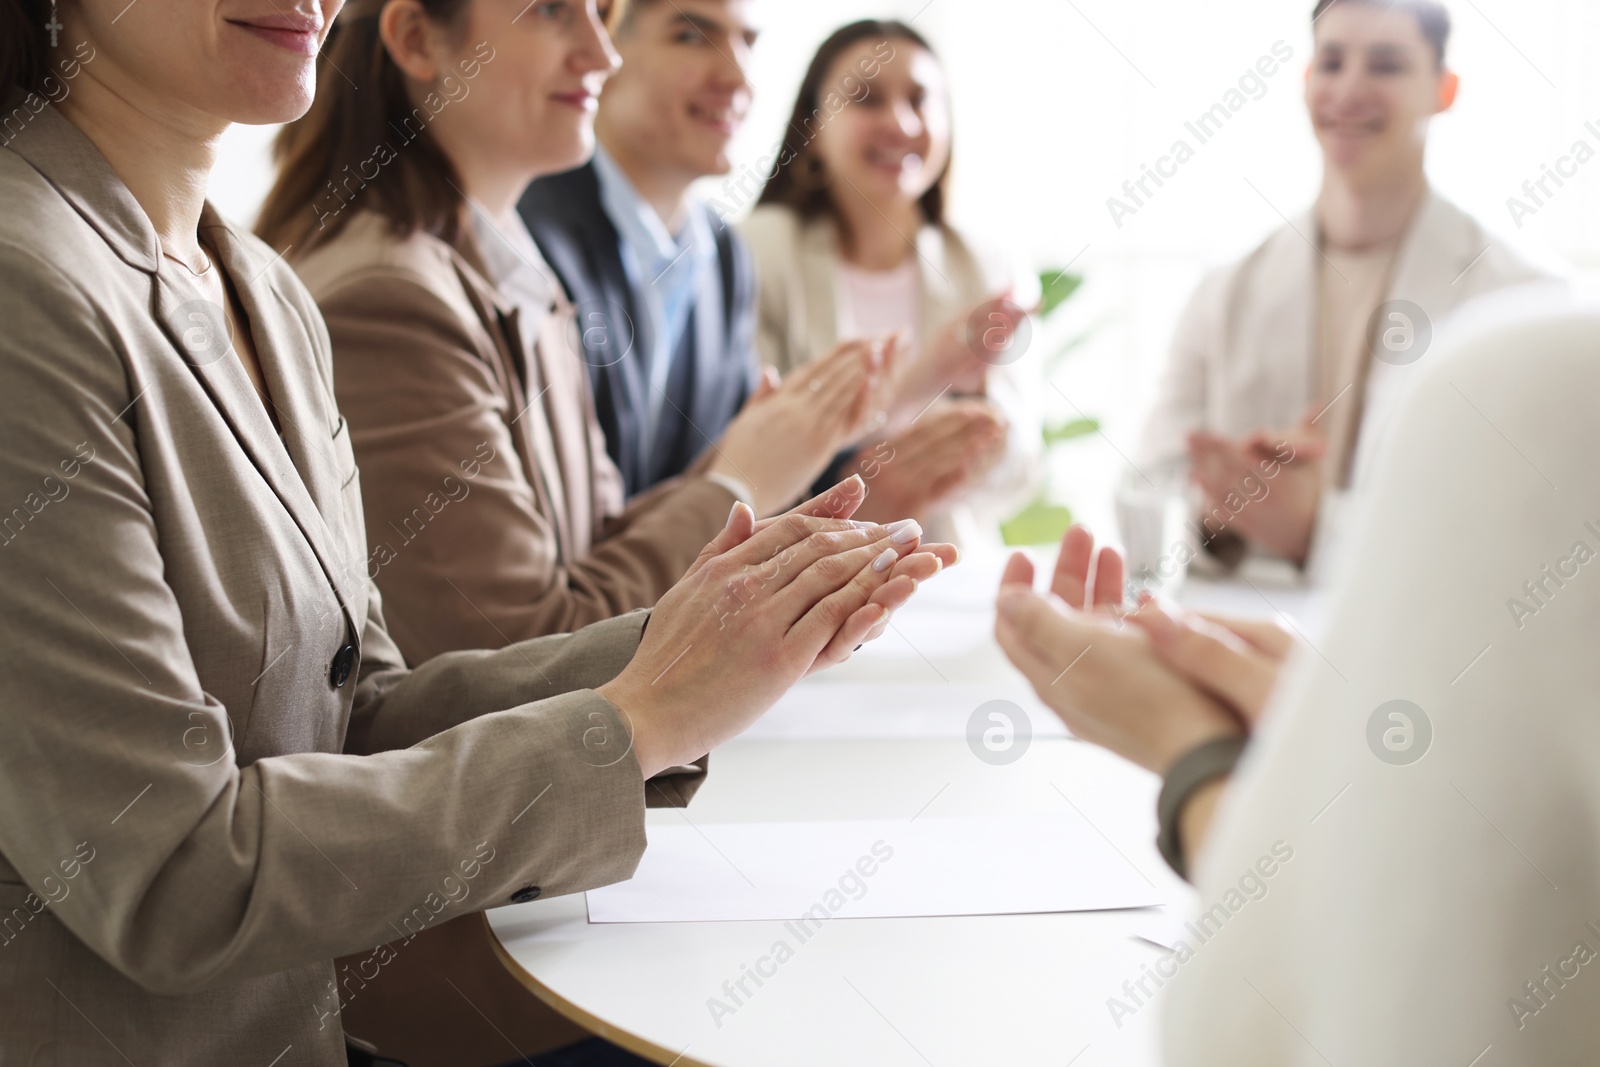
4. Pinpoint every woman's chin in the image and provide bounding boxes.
[529,132,594,181]
[207,71,318,127]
